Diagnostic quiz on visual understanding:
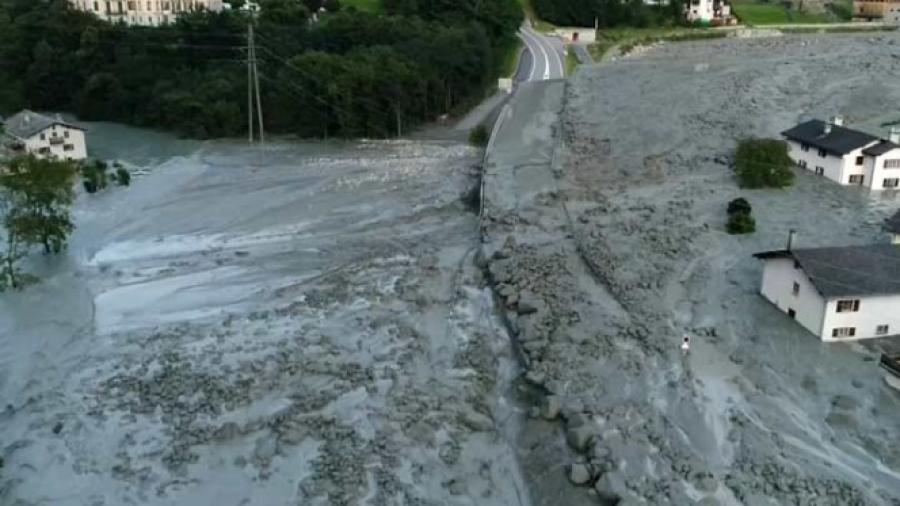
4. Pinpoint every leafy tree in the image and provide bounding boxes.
[727,197,751,216]
[115,167,131,186]
[735,138,795,189]
[727,212,756,235]
[0,156,77,289]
